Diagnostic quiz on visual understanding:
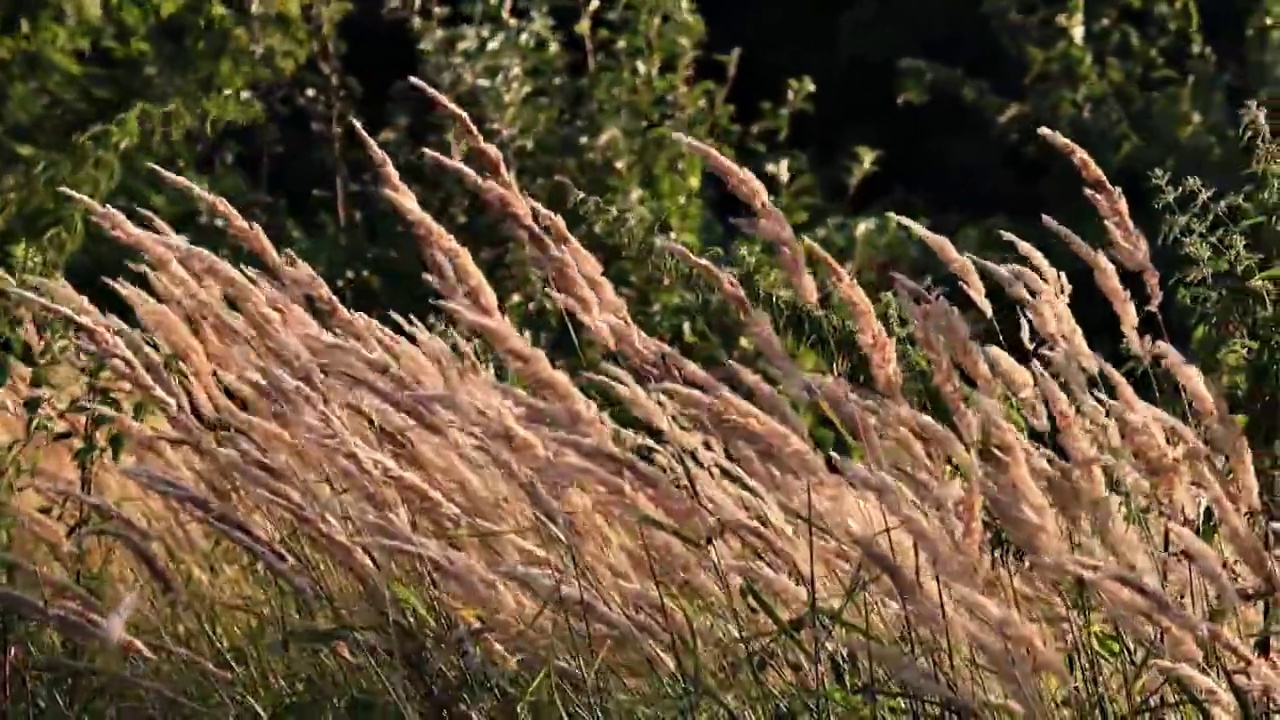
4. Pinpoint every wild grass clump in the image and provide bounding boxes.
[0,79,1275,718]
